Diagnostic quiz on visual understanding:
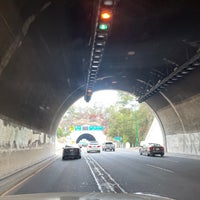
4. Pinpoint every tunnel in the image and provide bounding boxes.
[76,133,96,144]
[0,0,200,178]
